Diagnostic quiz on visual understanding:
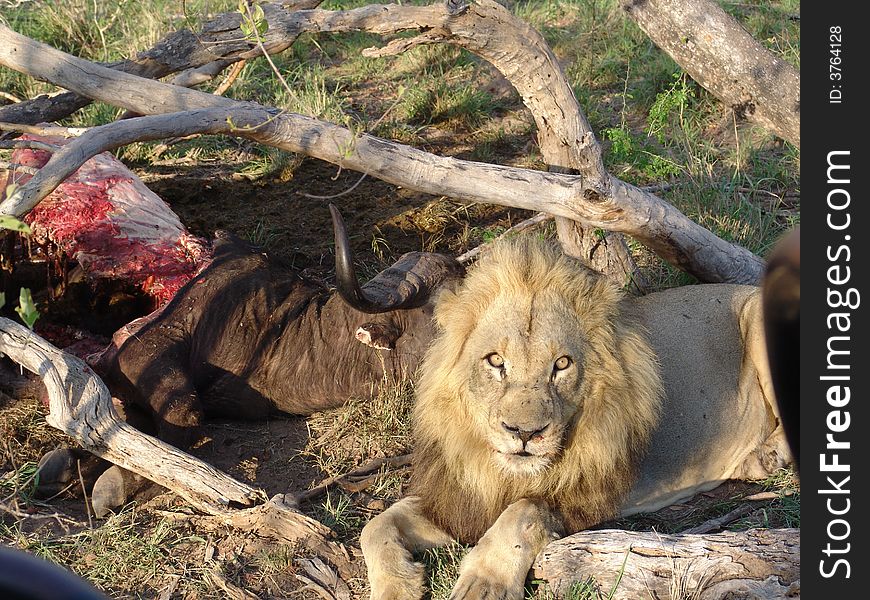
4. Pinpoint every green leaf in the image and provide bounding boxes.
[0,292,5,311]
[0,214,31,234]
[238,1,268,40]
[15,287,39,329]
